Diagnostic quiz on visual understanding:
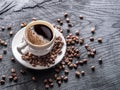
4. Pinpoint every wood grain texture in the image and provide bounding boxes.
[0,0,120,90]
